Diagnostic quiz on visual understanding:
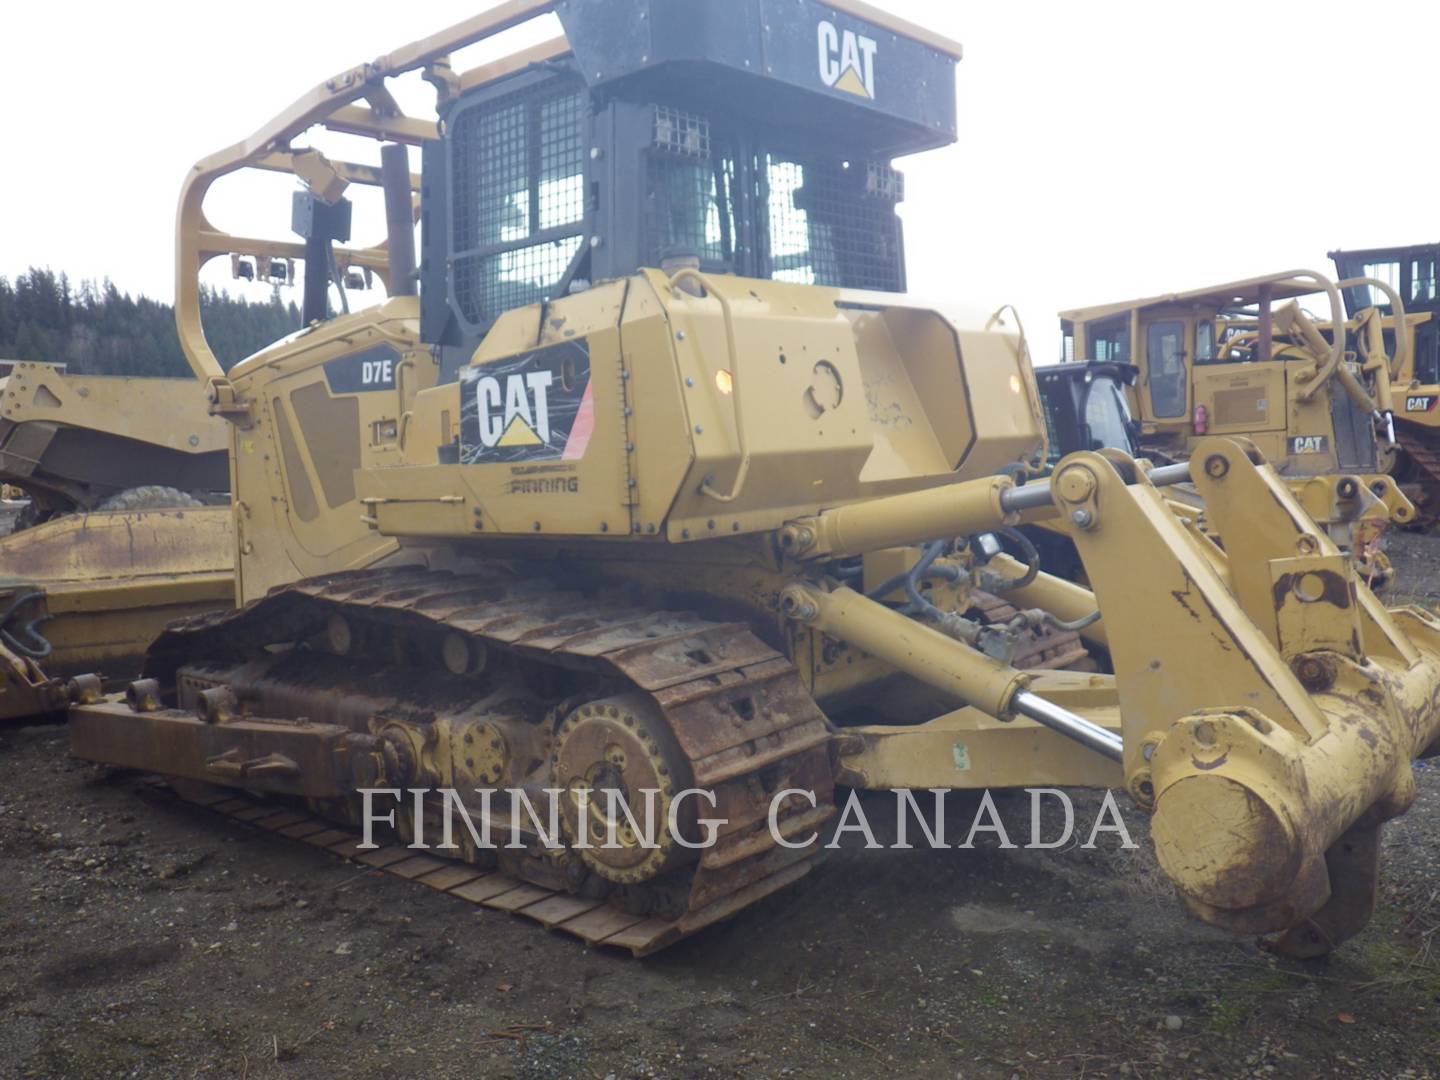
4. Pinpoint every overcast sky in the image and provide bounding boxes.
[5,0,1436,361]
